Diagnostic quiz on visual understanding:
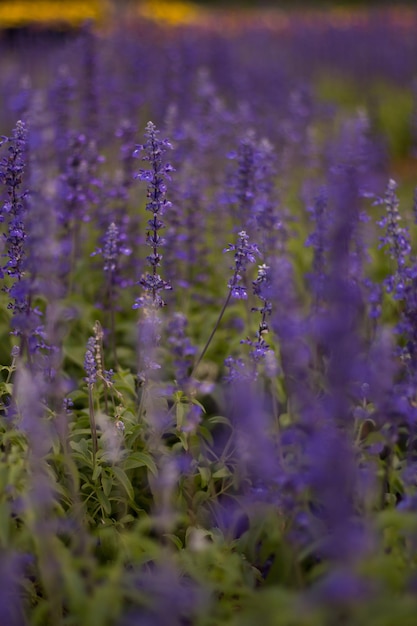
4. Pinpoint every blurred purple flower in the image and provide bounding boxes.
[84,336,97,387]
[166,312,196,388]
